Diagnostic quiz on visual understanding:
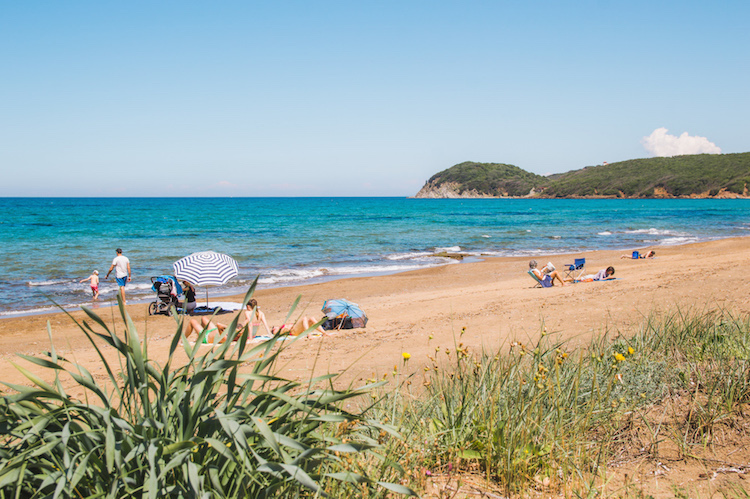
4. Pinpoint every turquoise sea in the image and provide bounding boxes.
[1,197,749,316]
